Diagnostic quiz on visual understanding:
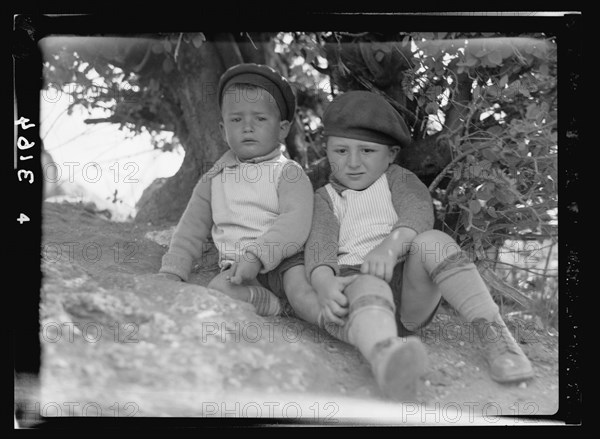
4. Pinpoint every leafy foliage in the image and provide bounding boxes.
[41,33,208,151]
